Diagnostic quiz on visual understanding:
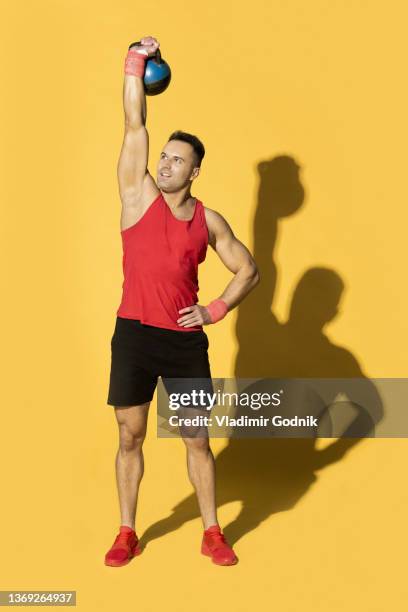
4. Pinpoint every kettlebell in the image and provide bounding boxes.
[129,41,171,96]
